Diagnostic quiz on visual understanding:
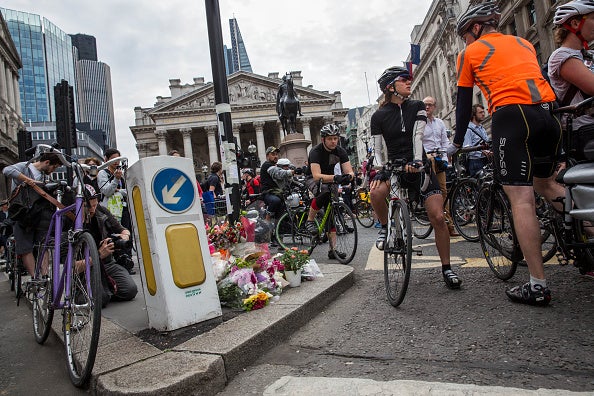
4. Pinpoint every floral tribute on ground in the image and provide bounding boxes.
[207,218,322,312]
